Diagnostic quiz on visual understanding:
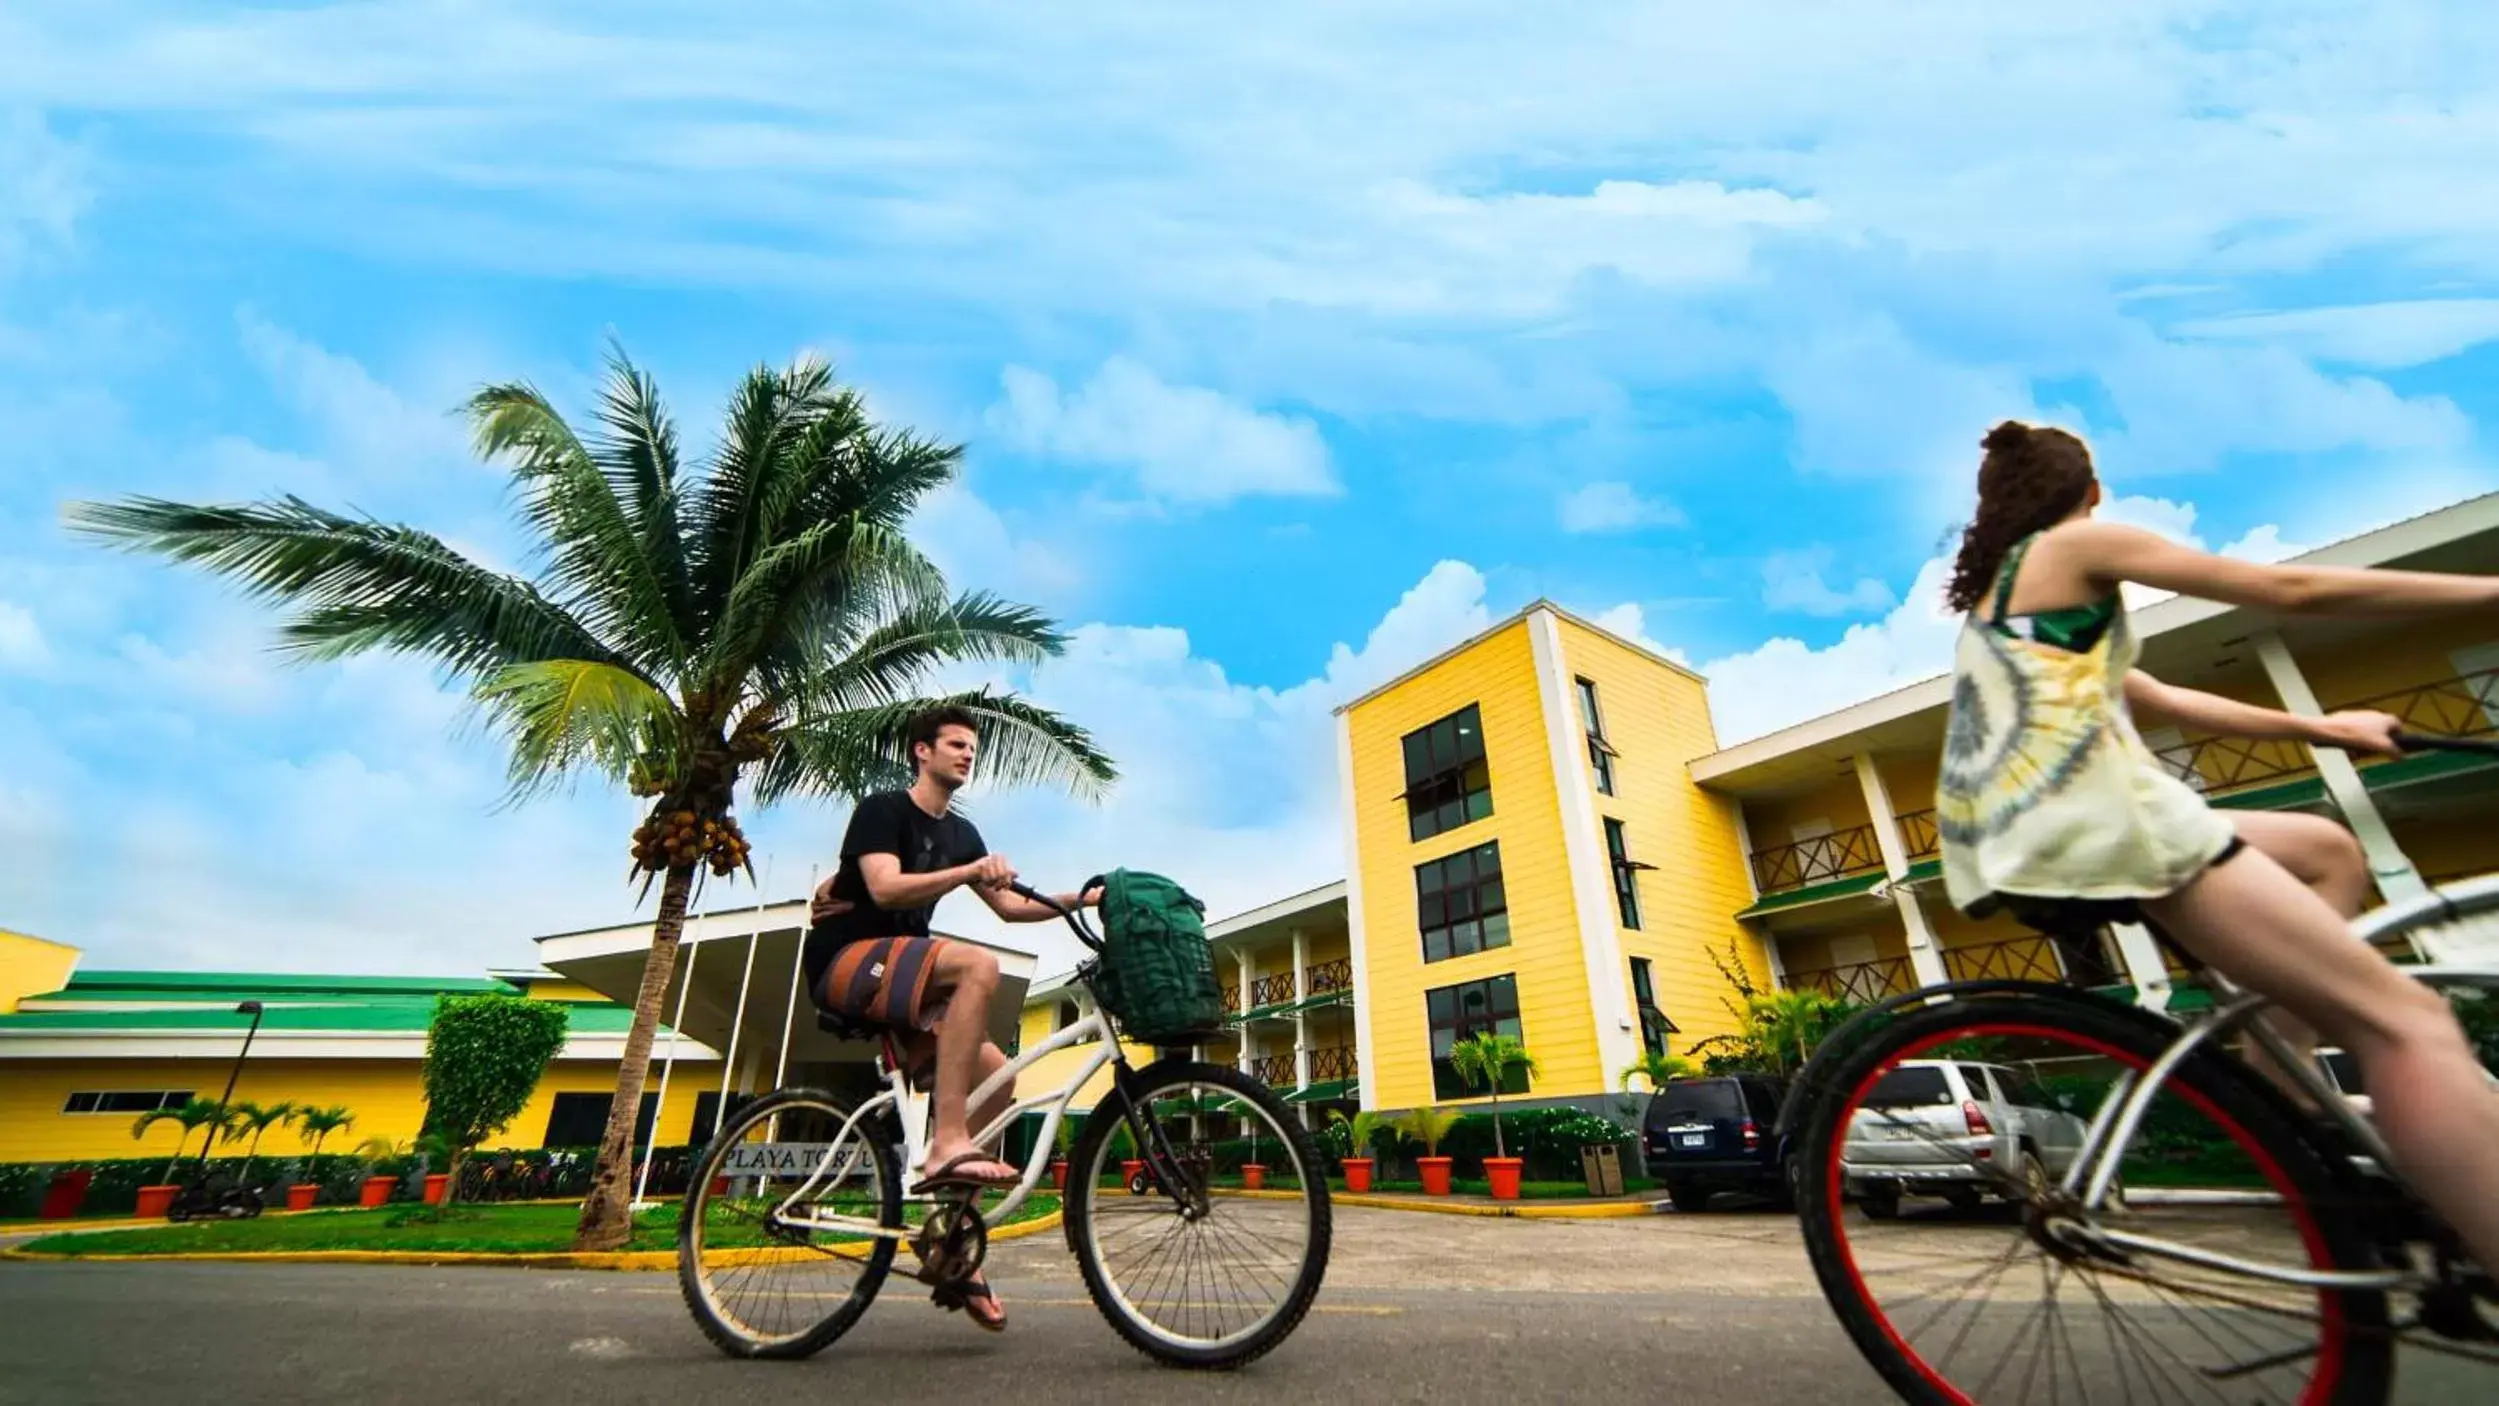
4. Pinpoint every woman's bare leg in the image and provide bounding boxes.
[2220,813,2373,1096]
[2144,844,2499,1272]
